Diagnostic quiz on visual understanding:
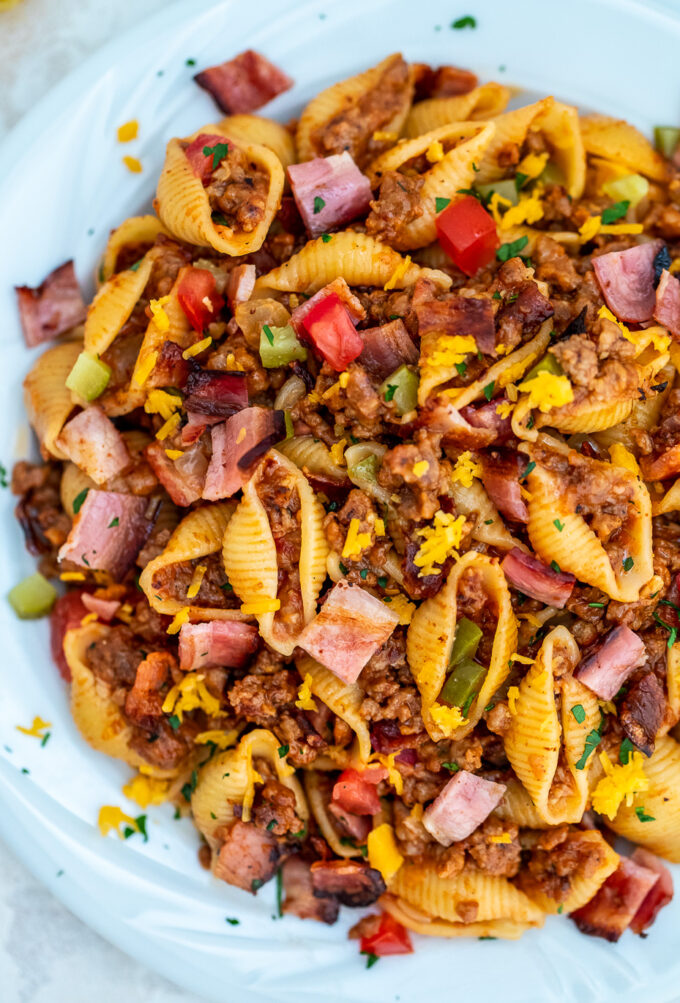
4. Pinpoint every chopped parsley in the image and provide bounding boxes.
[455,361,467,377]
[601,201,630,224]
[73,488,89,514]
[497,235,529,262]
[362,952,379,969]
[210,811,217,820]
[520,460,535,481]
[492,290,502,300]
[212,211,229,226]
[360,568,369,580]
[483,381,495,402]
[267,819,278,831]
[263,324,275,345]
[588,602,605,608]
[186,58,196,66]
[339,562,348,575]
[619,737,635,765]
[571,704,586,724]
[461,692,476,717]
[435,196,451,212]
[575,728,602,770]
[515,172,529,191]
[622,556,634,572]
[107,517,119,528]
[203,142,229,170]
[451,15,477,28]
[653,609,678,648]
[225,917,240,925]
[251,878,264,892]
[557,905,564,914]
[384,383,398,402]
[377,575,388,588]
[635,807,655,823]
[550,560,561,574]
[0,462,7,488]
[442,761,460,772]
[553,519,564,532]
[174,806,181,820]
[321,233,332,243]
[40,732,51,747]
[313,195,326,214]
[168,714,180,730]
[181,769,198,802]
[277,744,289,758]
[484,518,494,525]
[129,259,142,271]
